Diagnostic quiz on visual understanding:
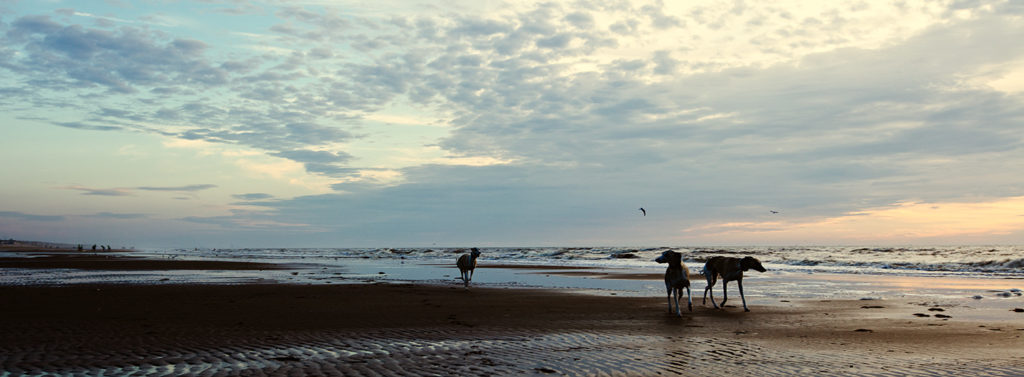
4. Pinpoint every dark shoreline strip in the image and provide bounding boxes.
[0,255,288,271]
